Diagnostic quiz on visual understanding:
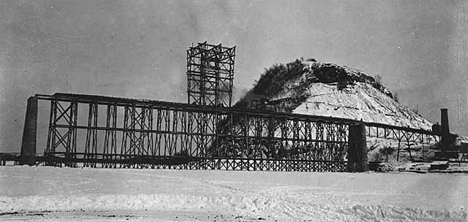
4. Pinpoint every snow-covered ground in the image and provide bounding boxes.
[0,166,466,221]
